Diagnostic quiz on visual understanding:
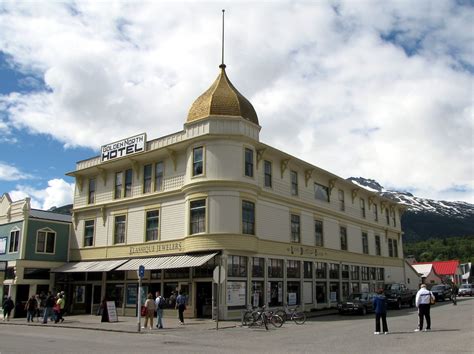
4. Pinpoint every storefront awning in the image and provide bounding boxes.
[116,252,218,271]
[51,259,128,273]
